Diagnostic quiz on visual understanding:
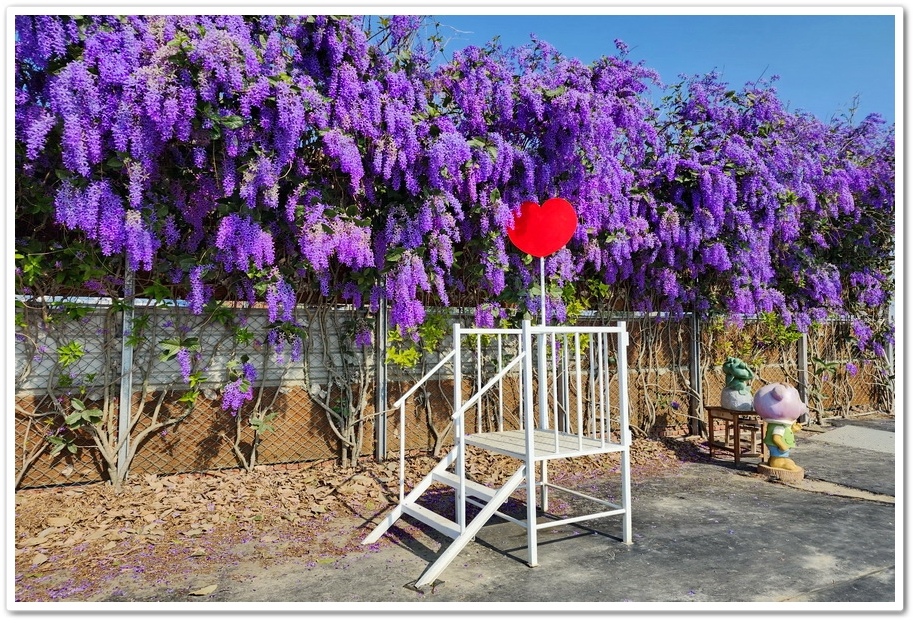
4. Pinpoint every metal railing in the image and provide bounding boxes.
[389,319,631,507]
